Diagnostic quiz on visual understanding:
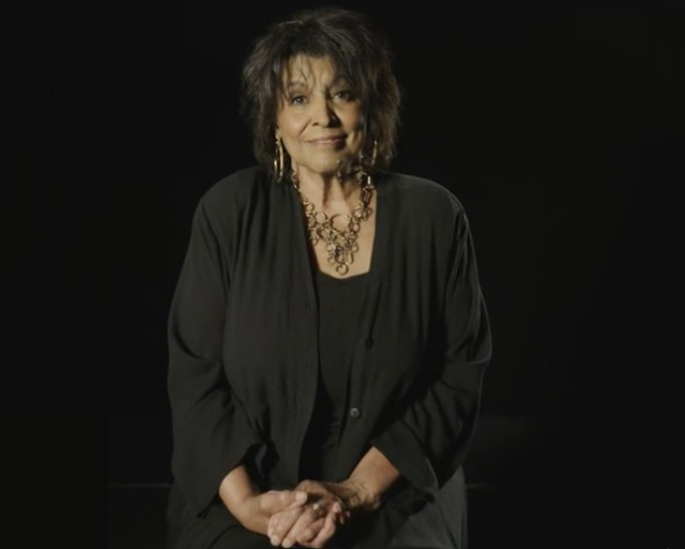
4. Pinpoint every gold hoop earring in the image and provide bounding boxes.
[360,139,379,173]
[273,137,285,181]
[369,139,378,170]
